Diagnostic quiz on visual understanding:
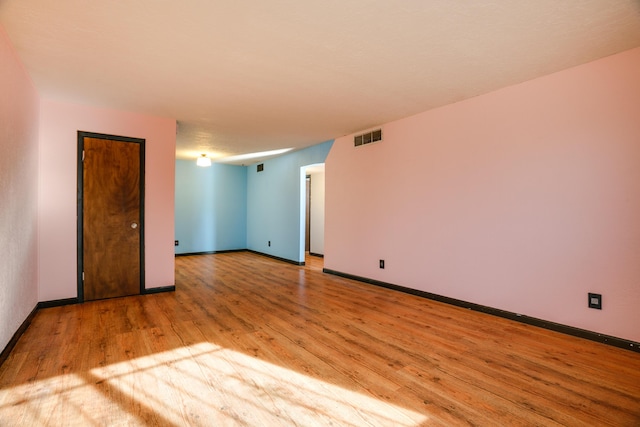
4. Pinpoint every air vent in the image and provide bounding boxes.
[354,129,382,147]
